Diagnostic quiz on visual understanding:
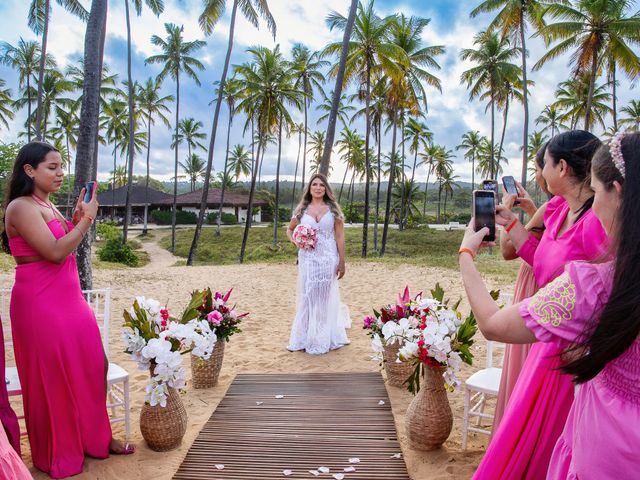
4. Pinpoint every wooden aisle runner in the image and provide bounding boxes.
[173,372,409,479]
